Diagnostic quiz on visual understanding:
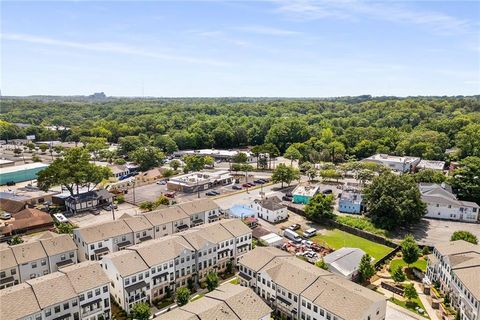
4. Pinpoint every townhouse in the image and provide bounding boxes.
[155,283,272,320]
[101,219,252,312]
[0,247,20,289]
[0,261,111,320]
[11,241,54,282]
[251,196,289,223]
[426,240,480,320]
[73,199,221,261]
[39,232,78,271]
[238,247,387,320]
[73,219,133,261]
[419,183,479,223]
